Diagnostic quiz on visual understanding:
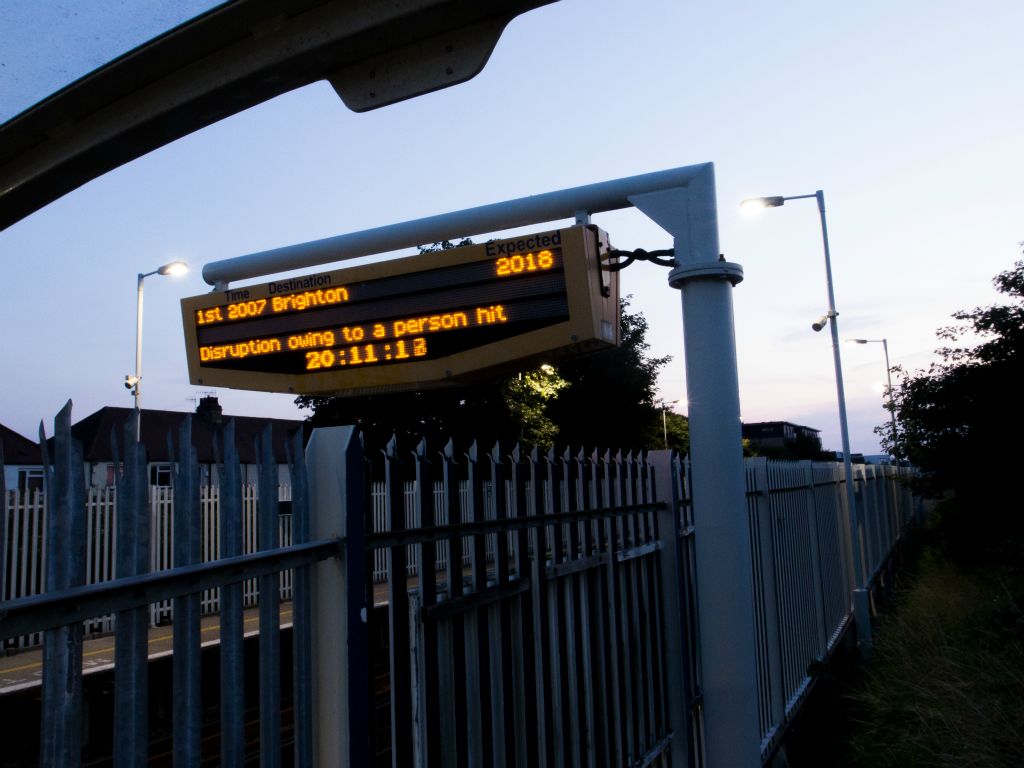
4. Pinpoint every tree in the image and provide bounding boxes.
[887,254,1024,557]
[746,433,832,462]
[296,292,674,451]
[662,409,690,455]
[548,297,672,449]
[502,365,568,447]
